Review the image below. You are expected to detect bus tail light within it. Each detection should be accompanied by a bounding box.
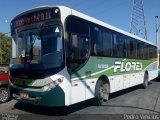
[41,77,64,92]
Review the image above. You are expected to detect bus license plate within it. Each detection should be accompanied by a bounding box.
[20,93,29,99]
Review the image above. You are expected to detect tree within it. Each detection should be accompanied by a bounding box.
[0,32,11,64]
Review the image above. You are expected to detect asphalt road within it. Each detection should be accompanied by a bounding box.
[1,79,160,120]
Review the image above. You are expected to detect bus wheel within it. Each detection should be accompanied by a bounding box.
[94,80,109,106]
[141,73,148,89]
[0,87,10,104]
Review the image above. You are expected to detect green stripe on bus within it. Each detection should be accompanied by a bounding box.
[71,56,157,80]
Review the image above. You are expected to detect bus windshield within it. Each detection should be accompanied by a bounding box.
[11,25,63,70]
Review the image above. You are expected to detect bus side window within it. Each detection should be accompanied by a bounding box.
[70,34,78,60]
[68,33,89,72]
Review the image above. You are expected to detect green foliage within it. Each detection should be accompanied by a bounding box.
[0,32,11,64]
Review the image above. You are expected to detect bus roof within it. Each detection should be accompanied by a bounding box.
[11,5,156,47]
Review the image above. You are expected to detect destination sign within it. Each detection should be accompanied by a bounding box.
[11,8,60,29]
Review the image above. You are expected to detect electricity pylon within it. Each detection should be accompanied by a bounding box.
[130,0,148,40]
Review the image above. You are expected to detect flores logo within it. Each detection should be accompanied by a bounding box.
[114,61,143,73]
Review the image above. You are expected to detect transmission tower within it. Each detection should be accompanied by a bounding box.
[130,0,148,40]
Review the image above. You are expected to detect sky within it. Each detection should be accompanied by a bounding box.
[0,0,160,46]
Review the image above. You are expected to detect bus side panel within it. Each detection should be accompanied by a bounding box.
[148,70,158,81]
[134,73,141,85]
[109,72,145,94]
[145,61,158,81]
[123,74,130,89]
[71,78,97,104]
[129,73,137,87]
[108,76,116,93]
[139,72,145,84]
[113,76,123,92]
[85,78,97,100]
[71,81,85,104]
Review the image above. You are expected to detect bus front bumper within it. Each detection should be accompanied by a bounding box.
[10,85,65,107]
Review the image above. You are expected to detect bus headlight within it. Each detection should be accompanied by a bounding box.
[41,77,64,92]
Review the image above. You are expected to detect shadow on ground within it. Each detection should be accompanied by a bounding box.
[14,99,93,116]
[102,104,160,114]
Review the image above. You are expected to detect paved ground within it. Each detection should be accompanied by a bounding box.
[0,79,160,120]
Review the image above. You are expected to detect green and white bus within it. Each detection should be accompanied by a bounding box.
[10,6,158,106]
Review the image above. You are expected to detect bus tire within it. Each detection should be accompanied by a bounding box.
[141,73,148,89]
[94,80,109,106]
[0,87,10,104]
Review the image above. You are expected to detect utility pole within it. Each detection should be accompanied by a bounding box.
[155,16,159,47]
[130,0,148,40]
[155,16,159,68]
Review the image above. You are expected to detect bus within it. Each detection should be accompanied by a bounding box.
[9,6,158,107]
